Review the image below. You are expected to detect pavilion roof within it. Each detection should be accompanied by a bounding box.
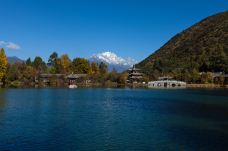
[66,74,87,79]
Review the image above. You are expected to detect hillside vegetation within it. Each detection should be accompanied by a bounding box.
[137,11,228,81]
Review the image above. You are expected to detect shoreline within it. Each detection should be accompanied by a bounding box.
[1,83,228,89]
[186,84,228,89]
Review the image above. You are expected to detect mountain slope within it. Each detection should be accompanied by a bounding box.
[89,51,137,72]
[137,11,228,75]
[7,56,24,64]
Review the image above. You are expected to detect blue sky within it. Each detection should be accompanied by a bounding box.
[0,0,227,62]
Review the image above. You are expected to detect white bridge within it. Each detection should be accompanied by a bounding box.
[148,76,186,88]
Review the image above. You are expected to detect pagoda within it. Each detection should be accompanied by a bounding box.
[127,65,143,83]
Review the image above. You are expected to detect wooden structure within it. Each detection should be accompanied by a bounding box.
[126,66,143,83]
[38,74,65,86]
[212,72,228,84]
[66,73,87,86]
[36,73,87,87]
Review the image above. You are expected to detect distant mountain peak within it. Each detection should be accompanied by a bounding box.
[89,51,137,72]
[7,56,24,64]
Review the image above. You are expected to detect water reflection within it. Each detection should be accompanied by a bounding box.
[0,89,7,125]
[0,89,6,110]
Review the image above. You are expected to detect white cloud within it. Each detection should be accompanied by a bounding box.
[0,40,21,50]
[6,42,20,49]
[0,41,7,45]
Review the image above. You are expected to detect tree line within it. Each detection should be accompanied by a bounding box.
[0,48,128,87]
[1,48,227,87]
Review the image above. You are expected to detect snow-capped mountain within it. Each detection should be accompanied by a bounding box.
[89,51,137,72]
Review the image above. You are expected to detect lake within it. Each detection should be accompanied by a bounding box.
[0,88,228,151]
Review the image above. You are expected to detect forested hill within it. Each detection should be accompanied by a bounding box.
[137,11,228,76]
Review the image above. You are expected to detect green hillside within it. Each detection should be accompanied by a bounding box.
[137,11,228,78]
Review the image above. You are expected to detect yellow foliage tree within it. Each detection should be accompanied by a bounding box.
[0,48,8,82]
[90,62,99,75]
[60,54,71,73]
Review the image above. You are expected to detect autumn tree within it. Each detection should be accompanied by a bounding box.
[71,58,90,74]
[117,72,128,84]
[0,48,8,85]
[7,63,20,81]
[90,62,99,75]
[107,68,118,82]
[60,54,71,73]
[6,62,36,87]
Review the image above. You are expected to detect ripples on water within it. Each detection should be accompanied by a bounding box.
[0,88,228,151]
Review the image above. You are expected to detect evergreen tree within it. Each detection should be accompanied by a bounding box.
[33,56,46,73]
[48,52,58,66]
[26,58,32,66]
[99,62,108,75]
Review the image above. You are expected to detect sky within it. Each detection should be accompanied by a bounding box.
[0,0,227,62]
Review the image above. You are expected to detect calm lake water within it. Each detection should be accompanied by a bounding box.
[0,88,228,151]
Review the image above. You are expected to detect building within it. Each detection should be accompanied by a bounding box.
[148,76,186,88]
[36,73,87,87]
[66,73,87,88]
[200,72,228,84]
[126,66,143,83]
[37,74,65,86]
